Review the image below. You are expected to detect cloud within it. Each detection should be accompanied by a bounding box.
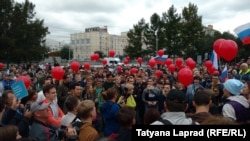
[14,0,250,42]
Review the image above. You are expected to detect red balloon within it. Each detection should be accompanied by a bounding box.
[137,57,143,64]
[155,70,163,78]
[175,58,183,67]
[117,66,122,72]
[102,59,107,65]
[16,75,31,89]
[90,54,95,61]
[242,37,250,45]
[213,70,220,75]
[178,68,193,87]
[185,58,193,66]
[213,38,225,56]
[0,63,4,69]
[148,58,156,68]
[208,67,216,74]
[205,60,213,69]
[83,62,90,70]
[157,49,164,57]
[219,40,238,62]
[123,59,129,65]
[51,66,65,80]
[168,64,175,73]
[165,58,173,66]
[93,53,99,61]
[130,68,137,74]
[187,60,196,70]
[109,50,115,57]
[126,56,130,61]
[177,64,186,71]
[70,61,80,72]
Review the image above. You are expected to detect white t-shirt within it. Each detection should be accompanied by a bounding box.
[36,90,58,103]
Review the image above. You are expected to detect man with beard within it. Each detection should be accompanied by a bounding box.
[57,74,71,109]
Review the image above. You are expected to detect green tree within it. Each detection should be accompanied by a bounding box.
[94,50,105,58]
[143,13,162,56]
[60,45,73,60]
[124,18,147,59]
[0,0,49,66]
[180,3,205,59]
[160,5,182,57]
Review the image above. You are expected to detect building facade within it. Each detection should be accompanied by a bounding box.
[70,26,128,61]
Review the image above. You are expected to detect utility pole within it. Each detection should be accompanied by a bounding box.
[155,30,158,55]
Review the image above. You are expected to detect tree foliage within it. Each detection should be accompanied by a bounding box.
[0,0,49,65]
[123,18,147,59]
[60,45,73,60]
[124,2,244,62]
[94,50,105,58]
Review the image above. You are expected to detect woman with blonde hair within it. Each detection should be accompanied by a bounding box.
[117,83,136,109]
[83,84,98,103]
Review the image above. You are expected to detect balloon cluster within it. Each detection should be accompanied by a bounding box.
[213,38,238,62]
[90,53,99,61]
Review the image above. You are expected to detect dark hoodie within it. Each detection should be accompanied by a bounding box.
[101,100,120,136]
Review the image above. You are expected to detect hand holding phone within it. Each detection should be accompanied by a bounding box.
[25,103,31,111]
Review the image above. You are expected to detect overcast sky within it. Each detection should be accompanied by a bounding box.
[15,0,250,43]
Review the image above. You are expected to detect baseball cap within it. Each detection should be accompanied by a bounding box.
[30,101,49,113]
[166,89,186,103]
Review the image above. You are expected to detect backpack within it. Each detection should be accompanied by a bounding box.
[160,119,197,125]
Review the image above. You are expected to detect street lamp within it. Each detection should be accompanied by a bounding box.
[155,30,158,55]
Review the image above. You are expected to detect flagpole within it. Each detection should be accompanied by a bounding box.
[218,56,221,71]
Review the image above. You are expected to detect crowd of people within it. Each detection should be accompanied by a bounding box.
[0,56,250,141]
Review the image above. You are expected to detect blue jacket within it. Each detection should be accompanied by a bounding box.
[2,79,15,90]
[1,107,30,137]
[29,119,60,141]
[101,100,120,137]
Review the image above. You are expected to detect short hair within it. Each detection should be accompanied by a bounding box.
[1,90,13,105]
[42,76,52,85]
[106,73,113,78]
[77,100,95,119]
[240,63,248,67]
[69,82,81,90]
[193,90,212,106]
[201,116,239,125]
[65,96,79,112]
[118,106,136,127]
[63,73,69,80]
[143,108,161,125]
[193,76,200,80]
[0,125,19,141]
[106,87,117,100]
[25,89,36,101]
[43,84,56,95]
[125,83,134,90]
[166,89,187,112]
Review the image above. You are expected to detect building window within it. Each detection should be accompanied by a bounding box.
[86,39,90,44]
